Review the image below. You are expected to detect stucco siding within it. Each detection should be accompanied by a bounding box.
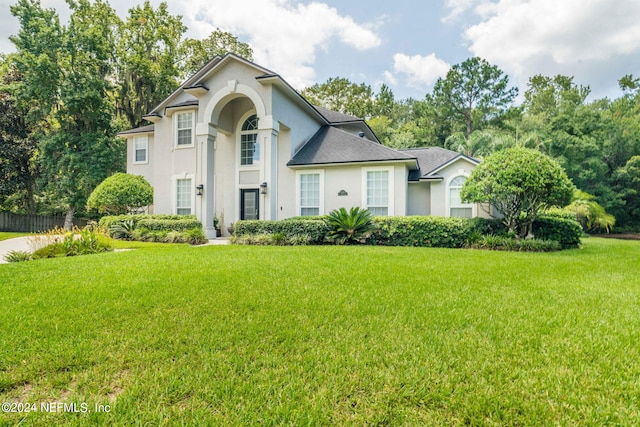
[407,182,430,216]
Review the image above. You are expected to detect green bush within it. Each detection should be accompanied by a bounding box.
[3,250,32,263]
[470,235,562,252]
[99,214,197,230]
[31,228,112,259]
[369,216,471,248]
[234,220,328,244]
[87,173,153,215]
[532,215,583,249]
[137,218,203,232]
[326,207,374,245]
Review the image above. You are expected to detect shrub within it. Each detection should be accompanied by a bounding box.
[326,207,374,245]
[109,219,136,240]
[87,173,153,215]
[470,235,561,252]
[234,220,328,244]
[369,216,471,248]
[137,218,203,232]
[186,228,207,245]
[532,215,582,249]
[99,214,197,231]
[4,250,32,263]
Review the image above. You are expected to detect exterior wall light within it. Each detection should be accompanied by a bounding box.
[260,182,268,194]
[196,184,204,196]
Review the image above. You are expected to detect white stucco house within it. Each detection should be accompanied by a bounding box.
[119,53,486,238]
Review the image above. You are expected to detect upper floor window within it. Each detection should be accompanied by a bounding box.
[176,111,194,147]
[133,136,148,164]
[240,114,259,165]
[449,175,473,218]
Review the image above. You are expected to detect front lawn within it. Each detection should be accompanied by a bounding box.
[1,238,639,425]
[0,232,30,241]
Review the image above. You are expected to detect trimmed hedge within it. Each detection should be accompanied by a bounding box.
[232,214,583,250]
[137,218,203,232]
[99,214,198,229]
[369,216,471,248]
[532,215,583,249]
[234,220,329,244]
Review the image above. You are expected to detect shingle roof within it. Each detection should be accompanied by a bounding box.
[288,126,416,166]
[166,100,199,109]
[117,124,154,136]
[313,106,361,124]
[400,147,479,180]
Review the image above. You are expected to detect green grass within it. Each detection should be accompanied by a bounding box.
[0,232,30,241]
[1,238,639,426]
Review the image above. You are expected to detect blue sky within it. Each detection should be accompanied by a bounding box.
[2,0,640,102]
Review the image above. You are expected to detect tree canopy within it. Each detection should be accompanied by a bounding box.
[87,173,153,215]
[461,147,575,238]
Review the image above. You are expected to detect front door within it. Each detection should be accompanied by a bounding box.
[240,189,259,220]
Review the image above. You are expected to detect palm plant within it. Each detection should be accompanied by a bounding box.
[326,207,374,245]
[564,190,615,233]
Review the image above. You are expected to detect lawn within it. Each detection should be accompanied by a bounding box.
[1,238,639,425]
[0,232,30,242]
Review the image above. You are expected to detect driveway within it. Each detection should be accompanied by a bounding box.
[0,236,34,264]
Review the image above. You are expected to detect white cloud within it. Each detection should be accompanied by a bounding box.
[386,53,450,89]
[3,0,381,90]
[441,0,482,23]
[183,0,382,89]
[462,0,640,90]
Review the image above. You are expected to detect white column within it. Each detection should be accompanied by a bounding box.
[196,123,217,239]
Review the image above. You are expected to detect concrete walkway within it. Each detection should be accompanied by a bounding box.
[0,236,34,264]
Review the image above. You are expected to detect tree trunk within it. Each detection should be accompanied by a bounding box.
[64,206,75,230]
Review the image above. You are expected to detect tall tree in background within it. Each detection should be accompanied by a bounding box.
[0,60,38,213]
[301,77,375,118]
[115,1,186,129]
[180,28,253,79]
[429,57,518,140]
[11,0,124,227]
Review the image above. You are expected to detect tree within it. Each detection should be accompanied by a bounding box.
[430,57,518,140]
[0,60,38,213]
[87,173,153,214]
[11,0,125,228]
[301,77,375,118]
[614,156,640,226]
[115,1,186,129]
[180,29,253,78]
[461,147,575,238]
[563,190,615,233]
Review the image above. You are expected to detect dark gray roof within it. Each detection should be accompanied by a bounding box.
[313,106,361,124]
[288,126,416,166]
[117,124,154,136]
[400,147,479,180]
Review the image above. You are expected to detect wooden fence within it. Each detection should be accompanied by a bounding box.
[0,212,88,233]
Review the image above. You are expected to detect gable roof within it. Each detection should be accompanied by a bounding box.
[313,106,361,124]
[400,147,479,181]
[117,124,154,136]
[288,126,417,167]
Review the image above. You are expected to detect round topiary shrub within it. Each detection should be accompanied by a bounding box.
[87,173,153,215]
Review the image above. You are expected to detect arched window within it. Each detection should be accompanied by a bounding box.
[240,114,259,165]
[449,175,473,218]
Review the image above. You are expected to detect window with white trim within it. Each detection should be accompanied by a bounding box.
[133,136,148,164]
[240,114,259,165]
[366,170,389,216]
[449,175,473,218]
[176,111,193,147]
[176,178,192,215]
[300,173,320,216]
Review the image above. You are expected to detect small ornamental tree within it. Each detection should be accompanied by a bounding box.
[87,173,153,215]
[461,147,575,238]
